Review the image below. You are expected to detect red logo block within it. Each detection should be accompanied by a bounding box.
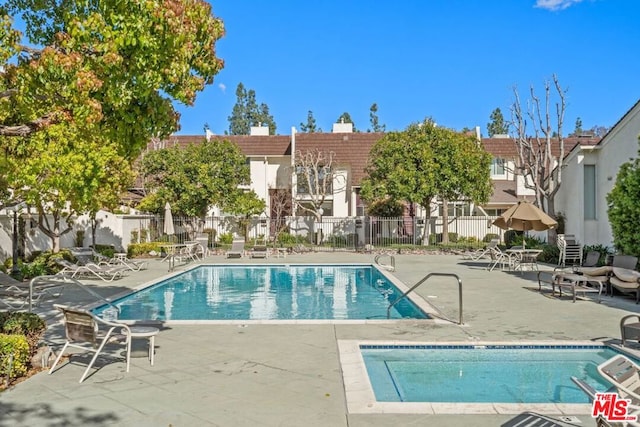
[592,393,638,422]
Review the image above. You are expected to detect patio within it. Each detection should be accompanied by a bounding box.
[2,252,638,426]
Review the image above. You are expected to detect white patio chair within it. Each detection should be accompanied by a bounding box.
[49,304,132,383]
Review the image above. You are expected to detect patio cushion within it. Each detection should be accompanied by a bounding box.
[581,266,611,277]
[613,268,640,283]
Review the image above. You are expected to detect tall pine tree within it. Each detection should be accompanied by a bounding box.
[487,107,508,137]
[369,103,386,132]
[228,83,277,134]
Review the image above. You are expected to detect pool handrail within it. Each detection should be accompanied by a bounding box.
[374,253,395,271]
[29,275,120,314]
[386,272,463,325]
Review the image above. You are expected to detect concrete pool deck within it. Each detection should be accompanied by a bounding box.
[2,252,639,426]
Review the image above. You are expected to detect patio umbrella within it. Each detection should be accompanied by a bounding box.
[163,202,175,236]
[492,200,557,249]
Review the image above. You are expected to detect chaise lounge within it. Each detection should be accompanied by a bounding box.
[226,240,245,258]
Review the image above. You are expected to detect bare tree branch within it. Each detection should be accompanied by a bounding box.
[293,149,343,220]
[509,75,567,231]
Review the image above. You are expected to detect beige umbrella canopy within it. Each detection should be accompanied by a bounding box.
[493,200,557,232]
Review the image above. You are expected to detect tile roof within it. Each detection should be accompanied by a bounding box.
[146,132,601,190]
[152,134,291,156]
[482,136,600,159]
[295,132,385,185]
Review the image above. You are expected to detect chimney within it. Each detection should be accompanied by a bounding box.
[250,123,270,136]
[332,122,353,133]
[205,128,214,141]
[475,126,481,142]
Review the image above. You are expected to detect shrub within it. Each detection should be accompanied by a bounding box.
[0,312,46,349]
[276,232,297,245]
[504,230,521,247]
[0,334,30,380]
[538,244,560,264]
[93,245,115,259]
[127,242,163,258]
[583,244,613,266]
[483,233,500,243]
[218,232,234,245]
[10,250,74,279]
[428,233,459,245]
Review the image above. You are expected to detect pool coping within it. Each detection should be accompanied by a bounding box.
[337,339,622,415]
[87,263,450,325]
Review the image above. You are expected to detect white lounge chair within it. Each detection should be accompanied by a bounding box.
[49,304,132,383]
[226,240,245,258]
[462,238,499,260]
[0,272,64,310]
[250,239,269,259]
[55,259,127,282]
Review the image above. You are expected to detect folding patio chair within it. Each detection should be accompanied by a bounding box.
[49,304,132,383]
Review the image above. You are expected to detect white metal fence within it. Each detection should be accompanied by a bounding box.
[1,212,530,262]
[139,215,509,249]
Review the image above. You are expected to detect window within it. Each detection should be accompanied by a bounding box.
[490,158,506,177]
[438,202,471,217]
[296,166,333,194]
[584,164,596,220]
[296,202,333,217]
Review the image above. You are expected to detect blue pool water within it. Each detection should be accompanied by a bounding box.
[362,344,625,404]
[94,265,429,321]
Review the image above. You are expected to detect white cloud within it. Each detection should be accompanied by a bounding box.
[218,83,226,93]
[535,0,584,11]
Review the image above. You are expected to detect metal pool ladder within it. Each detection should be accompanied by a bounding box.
[374,253,395,271]
[386,272,463,325]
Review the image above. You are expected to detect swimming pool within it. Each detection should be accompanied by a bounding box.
[94,264,432,322]
[339,340,632,414]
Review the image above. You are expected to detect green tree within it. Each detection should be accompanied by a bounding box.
[573,117,583,136]
[607,137,640,256]
[487,107,508,137]
[1,0,224,249]
[336,112,356,132]
[5,123,132,251]
[300,110,319,133]
[361,119,492,244]
[2,1,224,153]
[225,190,266,242]
[369,103,385,132]
[139,139,251,220]
[228,83,277,135]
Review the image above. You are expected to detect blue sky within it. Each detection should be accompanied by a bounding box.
[176,0,640,137]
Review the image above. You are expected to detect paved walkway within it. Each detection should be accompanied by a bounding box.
[2,252,638,426]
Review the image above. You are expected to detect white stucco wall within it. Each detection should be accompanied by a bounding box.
[556,103,640,248]
[249,156,289,216]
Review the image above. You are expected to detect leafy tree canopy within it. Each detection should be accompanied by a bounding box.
[2,0,225,157]
[5,122,132,251]
[361,118,492,211]
[227,82,276,135]
[139,139,253,218]
[487,107,508,137]
[607,138,640,256]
